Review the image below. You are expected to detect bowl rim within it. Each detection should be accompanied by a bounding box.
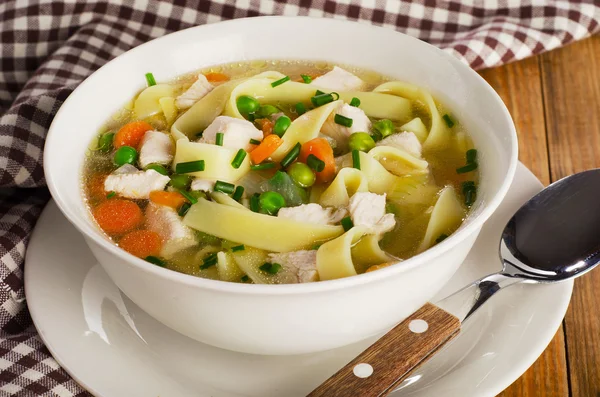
[44,16,518,295]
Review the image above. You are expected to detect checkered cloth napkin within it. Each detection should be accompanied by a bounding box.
[1,0,598,396]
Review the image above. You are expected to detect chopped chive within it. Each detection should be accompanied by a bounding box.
[315,89,325,96]
[341,216,354,232]
[249,138,261,145]
[456,162,478,174]
[216,132,224,146]
[443,114,455,128]
[462,181,476,192]
[465,189,476,206]
[106,191,116,199]
[435,234,449,244]
[231,244,245,252]
[200,256,218,270]
[214,180,235,194]
[175,160,205,174]
[195,130,204,139]
[250,193,260,212]
[306,154,325,172]
[241,275,250,282]
[352,149,361,170]
[178,189,198,204]
[295,102,307,116]
[301,74,312,84]
[259,262,282,274]
[232,185,244,202]
[145,72,156,87]
[280,142,301,168]
[271,76,290,88]
[178,202,191,217]
[251,162,276,171]
[466,149,478,164]
[311,93,335,107]
[312,243,322,250]
[231,149,247,169]
[349,97,361,107]
[146,256,166,267]
[334,114,353,127]
[145,163,169,175]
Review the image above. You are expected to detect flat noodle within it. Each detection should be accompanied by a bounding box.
[184,198,344,252]
[171,71,286,140]
[368,146,429,176]
[134,84,178,120]
[271,100,342,162]
[231,247,269,284]
[374,81,450,151]
[210,191,249,210]
[351,235,393,274]
[319,168,368,207]
[337,151,398,194]
[216,251,245,282]
[337,92,411,121]
[418,186,465,252]
[317,226,367,280]
[173,140,250,182]
[400,117,428,143]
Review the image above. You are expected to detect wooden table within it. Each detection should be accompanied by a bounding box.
[478,34,600,397]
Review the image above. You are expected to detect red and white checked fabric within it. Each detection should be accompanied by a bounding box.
[0,0,598,395]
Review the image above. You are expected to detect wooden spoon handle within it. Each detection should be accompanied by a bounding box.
[307,303,460,397]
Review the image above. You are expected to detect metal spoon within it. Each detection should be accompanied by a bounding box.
[309,169,600,397]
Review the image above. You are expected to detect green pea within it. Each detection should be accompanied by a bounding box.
[145,163,169,175]
[97,132,114,153]
[273,116,291,137]
[287,162,315,188]
[113,146,137,166]
[372,119,394,140]
[256,104,279,118]
[169,174,192,190]
[236,95,260,115]
[348,132,376,152]
[259,191,286,215]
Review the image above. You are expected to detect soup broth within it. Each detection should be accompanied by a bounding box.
[83,60,478,284]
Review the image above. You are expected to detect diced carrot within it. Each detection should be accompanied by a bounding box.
[93,199,144,234]
[255,118,273,136]
[204,72,229,83]
[114,121,153,149]
[119,230,162,258]
[365,263,392,273]
[87,173,109,201]
[250,134,283,164]
[149,191,187,209]
[298,138,335,183]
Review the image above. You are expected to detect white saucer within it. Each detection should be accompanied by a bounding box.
[25,162,572,397]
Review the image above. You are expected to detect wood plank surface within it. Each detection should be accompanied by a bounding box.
[541,35,600,397]
[480,55,570,397]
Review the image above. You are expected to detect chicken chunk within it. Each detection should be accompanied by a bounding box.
[176,74,214,109]
[311,66,366,92]
[146,202,198,258]
[267,250,318,283]
[138,130,174,168]
[190,178,215,192]
[348,192,396,235]
[321,103,371,148]
[104,167,170,199]
[199,116,263,151]
[376,132,422,157]
[277,203,347,225]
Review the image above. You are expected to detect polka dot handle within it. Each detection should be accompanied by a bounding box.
[308,303,460,397]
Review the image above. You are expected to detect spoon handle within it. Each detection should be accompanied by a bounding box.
[307,303,460,397]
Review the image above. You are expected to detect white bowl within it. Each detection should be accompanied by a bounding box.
[44,16,518,355]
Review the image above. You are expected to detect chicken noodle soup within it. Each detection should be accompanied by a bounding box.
[83,61,479,284]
